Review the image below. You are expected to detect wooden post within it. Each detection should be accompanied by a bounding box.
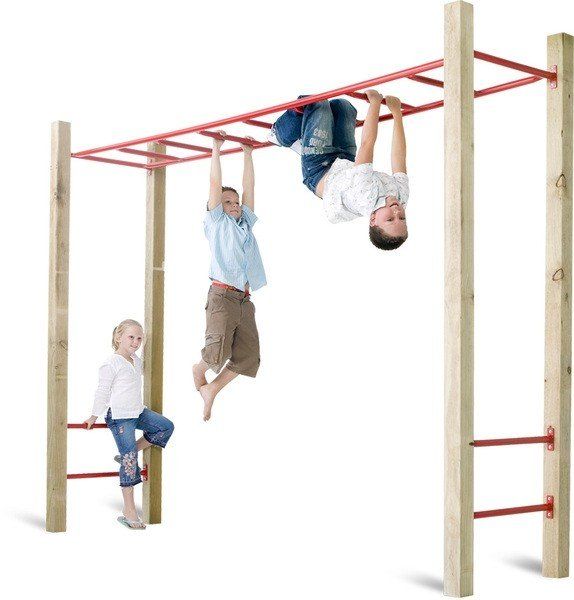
[543,32,573,579]
[444,2,474,596]
[142,143,166,524]
[46,121,71,532]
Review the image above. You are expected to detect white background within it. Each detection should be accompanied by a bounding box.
[1,0,573,598]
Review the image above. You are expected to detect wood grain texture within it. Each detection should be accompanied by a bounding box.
[46,121,71,533]
[142,143,166,524]
[444,2,474,596]
[543,32,573,579]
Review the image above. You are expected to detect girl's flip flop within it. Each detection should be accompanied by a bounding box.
[117,515,146,530]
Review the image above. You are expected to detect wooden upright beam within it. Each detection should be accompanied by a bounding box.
[444,2,474,597]
[46,121,71,532]
[142,143,166,524]
[543,32,573,579]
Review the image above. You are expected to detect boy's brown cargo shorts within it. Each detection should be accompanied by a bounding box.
[201,285,260,377]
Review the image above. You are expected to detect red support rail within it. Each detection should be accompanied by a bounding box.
[68,465,148,480]
[474,50,557,82]
[472,426,554,450]
[475,75,542,97]
[475,496,554,519]
[68,423,108,429]
[74,155,149,169]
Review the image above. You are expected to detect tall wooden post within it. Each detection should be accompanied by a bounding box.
[46,121,71,532]
[143,143,166,524]
[444,2,474,596]
[543,33,573,579]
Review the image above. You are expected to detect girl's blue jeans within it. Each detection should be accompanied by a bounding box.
[105,408,174,487]
[272,97,358,194]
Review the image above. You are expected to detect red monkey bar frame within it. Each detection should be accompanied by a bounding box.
[71,51,556,171]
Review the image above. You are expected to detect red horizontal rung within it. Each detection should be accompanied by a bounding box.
[67,471,118,479]
[199,130,262,146]
[472,436,550,447]
[119,148,181,161]
[242,119,273,129]
[67,423,108,429]
[68,465,148,480]
[475,496,554,519]
[157,139,212,152]
[472,426,554,450]
[147,142,274,169]
[346,92,416,110]
[409,74,445,88]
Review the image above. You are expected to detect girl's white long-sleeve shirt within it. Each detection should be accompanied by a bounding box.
[92,354,145,419]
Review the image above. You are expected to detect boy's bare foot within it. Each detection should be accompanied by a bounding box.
[199,384,216,421]
[193,364,208,391]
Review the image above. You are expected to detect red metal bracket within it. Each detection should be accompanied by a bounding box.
[141,465,148,481]
[547,426,555,451]
[550,65,558,89]
[546,495,554,519]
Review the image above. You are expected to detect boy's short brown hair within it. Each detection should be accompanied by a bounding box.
[369,226,408,251]
[222,186,239,195]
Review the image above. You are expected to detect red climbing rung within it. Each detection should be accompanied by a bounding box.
[67,470,118,479]
[158,139,212,152]
[408,74,445,88]
[472,426,554,450]
[67,465,148,480]
[242,119,273,129]
[119,148,180,161]
[67,423,108,429]
[475,496,554,519]
[199,130,263,146]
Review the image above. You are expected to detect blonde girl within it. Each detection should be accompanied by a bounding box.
[84,319,174,529]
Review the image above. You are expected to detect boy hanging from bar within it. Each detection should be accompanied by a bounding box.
[268,90,409,250]
[193,132,266,421]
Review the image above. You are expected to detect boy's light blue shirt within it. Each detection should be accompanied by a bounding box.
[204,203,267,292]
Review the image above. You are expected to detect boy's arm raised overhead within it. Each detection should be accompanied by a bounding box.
[386,96,407,174]
[241,137,255,211]
[355,89,383,165]
[208,131,225,210]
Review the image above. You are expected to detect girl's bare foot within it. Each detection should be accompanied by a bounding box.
[199,384,216,421]
[193,363,208,391]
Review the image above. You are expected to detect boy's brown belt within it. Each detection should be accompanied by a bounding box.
[211,280,250,297]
